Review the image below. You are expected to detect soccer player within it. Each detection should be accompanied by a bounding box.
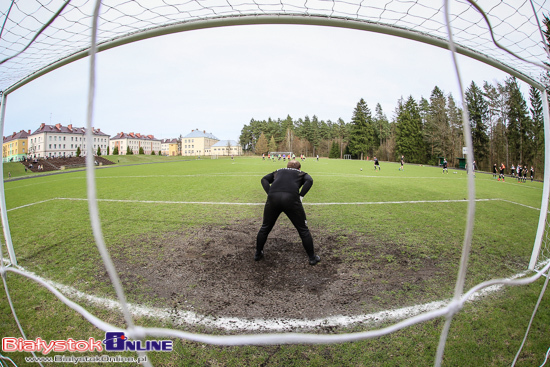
[399,155,405,171]
[493,164,497,178]
[517,165,523,182]
[530,166,535,182]
[499,163,505,181]
[255,160,320,265]
[523,165,527,183]
[510,164,515,178]
[442,159,448,174]
[374,157,380,171]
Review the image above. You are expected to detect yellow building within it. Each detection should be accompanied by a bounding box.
[182,129,219,156]
[161,138,179,156]
[3,130,30,162]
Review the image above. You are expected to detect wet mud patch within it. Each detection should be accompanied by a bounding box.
[110,218,448,323]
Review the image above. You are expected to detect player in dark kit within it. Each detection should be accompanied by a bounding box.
[374,157,380,171]
[499,163,505,181]
[255,160,320,265]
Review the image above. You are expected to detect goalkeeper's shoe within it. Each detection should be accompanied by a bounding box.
[254,250,264,261]
[309,255,321,265]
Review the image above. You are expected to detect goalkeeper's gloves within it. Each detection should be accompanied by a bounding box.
[300,196,304,203]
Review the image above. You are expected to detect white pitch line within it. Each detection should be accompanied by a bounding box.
[7,199,58,212]
[497,199,544,212]
[306,199,496,205]
[6,197,542,210]
[0,260,534,332]
[55,198,265,206]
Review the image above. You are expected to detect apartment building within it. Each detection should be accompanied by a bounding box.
[2,130,31,162]
[211,140,242,156]
[181,129,220,156]
[110,132,161,155]
[28,123,110,158]
[161,138,179,156]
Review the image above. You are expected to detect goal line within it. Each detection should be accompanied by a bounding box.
[5,197,538,212]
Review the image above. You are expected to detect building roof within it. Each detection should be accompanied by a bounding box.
[212,140,239,147]
[161,138,178,144]
[184,129,219,140]
[4,130,31,143]
[30,123,109,136]
[111,132,160,141]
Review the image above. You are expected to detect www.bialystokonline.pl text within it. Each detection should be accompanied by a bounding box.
[24,355,148,364]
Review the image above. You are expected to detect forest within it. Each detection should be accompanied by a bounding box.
[239,76,548,176]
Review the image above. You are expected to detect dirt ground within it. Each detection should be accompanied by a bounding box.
[113,219,444,326]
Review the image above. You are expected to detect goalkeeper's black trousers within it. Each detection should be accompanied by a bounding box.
[256,191,315,257]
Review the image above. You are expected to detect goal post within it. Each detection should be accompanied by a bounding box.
[0,93,16,266]
[529,89,550,270]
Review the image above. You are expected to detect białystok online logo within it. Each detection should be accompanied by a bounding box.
[2,332,173,354]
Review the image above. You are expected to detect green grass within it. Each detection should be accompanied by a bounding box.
[1,156,548,366]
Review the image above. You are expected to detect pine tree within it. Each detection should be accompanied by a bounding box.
[126,146,133,155]
[329,141,340,158]
[447,94,463,163]
[374,103,390,161]
[465,81,489,164]
[506,77,532,165]
[76,146,81,157]
[113,146,119,155]
[424,86,449,164]
[96,146,101,156]
[348,98,375,160]
[255,132,268,155]
[395,96,425,164]
[139,147,145,155]
[268,136,277,154]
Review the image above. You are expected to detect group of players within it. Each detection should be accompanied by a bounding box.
[494,163,535,182]
[263,153,302,161]
[262,153,320,162]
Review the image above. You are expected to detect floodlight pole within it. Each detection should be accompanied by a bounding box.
[529,89,550,270]
[0,93,17,266]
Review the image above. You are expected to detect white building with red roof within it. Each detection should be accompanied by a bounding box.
[110,132,161,155]
[28,123,110,159]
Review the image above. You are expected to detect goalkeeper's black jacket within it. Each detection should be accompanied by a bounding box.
[261,168,313,198]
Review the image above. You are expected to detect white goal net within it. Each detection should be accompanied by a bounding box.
[1,1,550,366]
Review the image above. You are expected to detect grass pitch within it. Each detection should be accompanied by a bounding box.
[1,156,548,366]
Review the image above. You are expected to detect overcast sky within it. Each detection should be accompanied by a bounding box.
[3,24,516,142]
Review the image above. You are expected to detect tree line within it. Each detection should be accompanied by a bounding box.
[239,76,547,176]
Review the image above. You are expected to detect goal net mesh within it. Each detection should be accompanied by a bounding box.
[1,0,550,366]
[1,0,548,92]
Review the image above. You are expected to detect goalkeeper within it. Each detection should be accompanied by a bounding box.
[255,160,321,265]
